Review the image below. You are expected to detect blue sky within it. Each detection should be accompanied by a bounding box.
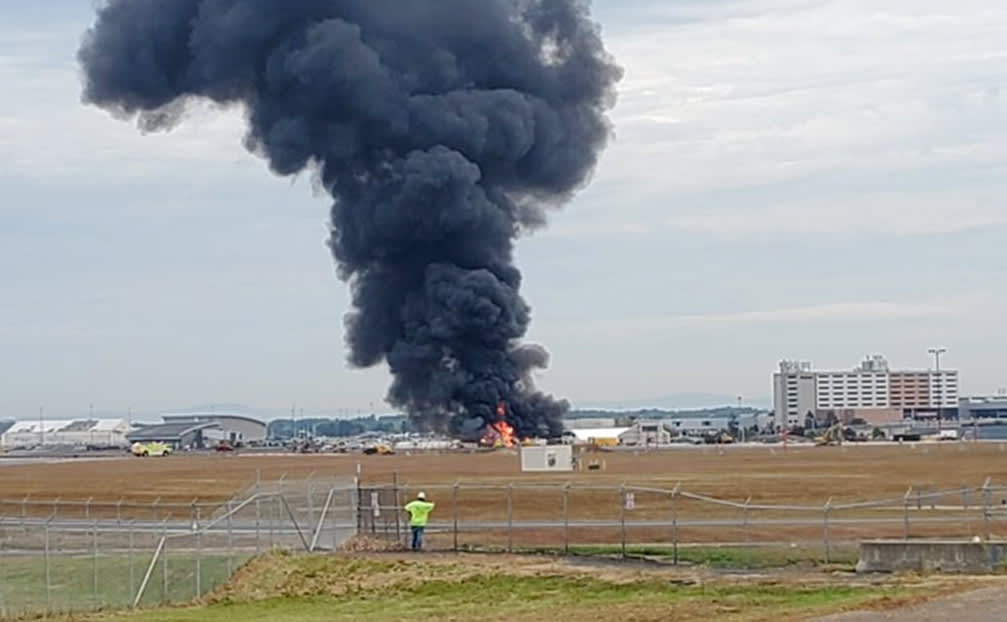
[2,0,1006,419]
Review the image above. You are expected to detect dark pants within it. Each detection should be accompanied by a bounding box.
[411,525,425,551]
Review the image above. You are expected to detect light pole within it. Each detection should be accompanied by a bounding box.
[928,347,948,426]
[928,347,947,373]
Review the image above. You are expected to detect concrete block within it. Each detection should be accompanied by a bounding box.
[856,540,998,574]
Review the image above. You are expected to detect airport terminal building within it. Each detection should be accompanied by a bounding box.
[126,412,268,449]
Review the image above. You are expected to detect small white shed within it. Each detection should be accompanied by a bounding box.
[520,445,573,472]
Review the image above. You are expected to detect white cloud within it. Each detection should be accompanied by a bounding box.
[542,299,956,339]
[576,0,1007,237]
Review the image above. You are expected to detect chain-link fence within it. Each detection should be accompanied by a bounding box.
[8,474,1007,619]
[0,477,356,620]
[357,478,1007,561]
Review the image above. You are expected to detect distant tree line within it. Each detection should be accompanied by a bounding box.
[267,414,411,439]
[568,406,763,421]
[265,406,768,440]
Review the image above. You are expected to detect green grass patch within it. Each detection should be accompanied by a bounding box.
[459,543,859,569]
[0,552,247,618]
[101,569,911,622]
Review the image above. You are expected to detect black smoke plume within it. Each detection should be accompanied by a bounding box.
[78,0,621,439]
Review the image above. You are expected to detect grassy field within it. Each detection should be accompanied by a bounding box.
[3,444,1005,549]
[3,443,1007,506]
[87,552,968,622]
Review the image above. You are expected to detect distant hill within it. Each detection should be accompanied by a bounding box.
[567,406,766,421]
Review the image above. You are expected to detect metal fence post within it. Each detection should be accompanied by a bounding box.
[743,496,751,544]
[671,483,680,566]
[619,484,627,559]
[0,526,7,620]
[401,483,409,548]
[823,497,832,564]
[250,496,260,556]
[306,475,315,529]
[0,527,6,619]
[452,481,459,552]
[92,521,99,606]
[44,521,52,614]
[562,483,570,555]
[269,495,276,549]
[195,506,202,599]
[506,484,513,554]
[226,500,234,576]
[161,521,169,604]
[983,477,992,541]
[903,487,911,540]
[393,473,401,545]
[128,521,136,602]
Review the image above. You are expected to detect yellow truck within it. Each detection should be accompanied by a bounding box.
[131,441,172,457]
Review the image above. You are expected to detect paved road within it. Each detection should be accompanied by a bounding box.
[815,587,1007,621]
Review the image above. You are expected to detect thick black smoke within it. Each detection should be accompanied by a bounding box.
[78,0,621,439]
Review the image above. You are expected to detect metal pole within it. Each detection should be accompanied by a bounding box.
[0,526,7,620]
[162,523,169,604]
[255,494,262,554]
[279,495,312,551]
[562,483,570,555]
[226,500,234,575]
[452,482,459,552]
[269,495,276,549]
[393,472,401,545]
[984,477,993,542]
[306,477,315,529]
[903,487,911,540]
[44,523,52,613]
[743,496,751,544]
[506,484,513,554]
[823,497,832,564]
[309,489,336,552]
[131,535,165,608]
[671,484,680,566]
[195,506,202,599]
[401,483,409,548]
[620,485,627,558]
[92,522,99,605]
[128,521,135,603]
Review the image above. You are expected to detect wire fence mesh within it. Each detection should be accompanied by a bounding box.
[7,475,1007,619]
[357,478,1007,560]
[0,477,357,620]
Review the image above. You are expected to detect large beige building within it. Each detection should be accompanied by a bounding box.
[773,355,959,429]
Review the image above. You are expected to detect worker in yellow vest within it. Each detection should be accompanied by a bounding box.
[404,491,435,551]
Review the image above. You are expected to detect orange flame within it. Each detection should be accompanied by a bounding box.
[492,420,515,448]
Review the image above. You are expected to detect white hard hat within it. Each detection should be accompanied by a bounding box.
[417,491,426,500]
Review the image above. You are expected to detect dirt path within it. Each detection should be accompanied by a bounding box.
[815,587,1007,621]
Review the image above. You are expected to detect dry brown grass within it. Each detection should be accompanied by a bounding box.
[2,442,1006,506]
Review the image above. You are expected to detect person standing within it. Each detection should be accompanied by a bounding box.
[404,491,435,551]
